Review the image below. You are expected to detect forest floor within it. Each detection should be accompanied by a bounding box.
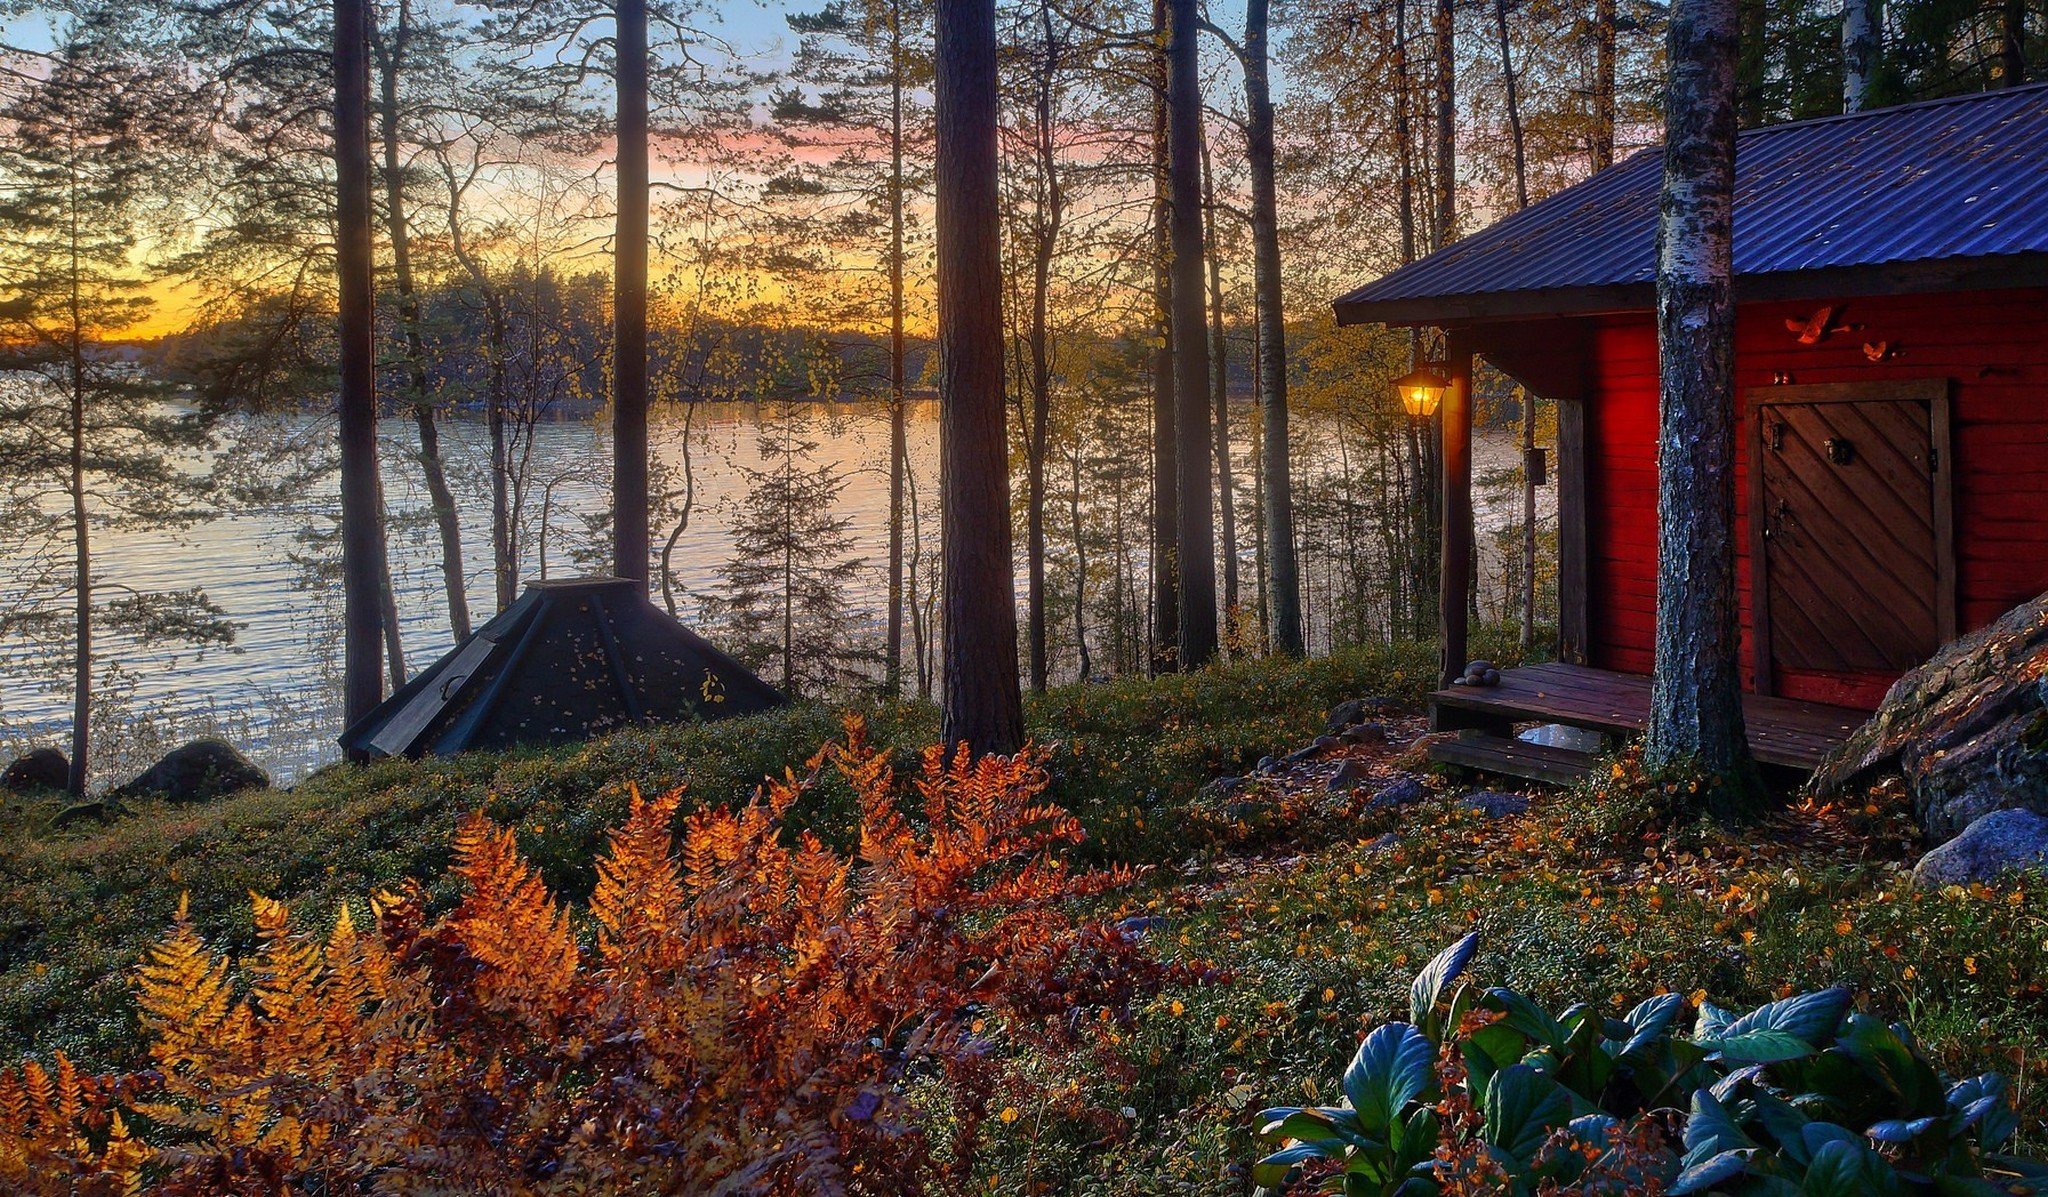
[3,638,2046,1193]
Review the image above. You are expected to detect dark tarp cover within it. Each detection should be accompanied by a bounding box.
[339,577,786,759]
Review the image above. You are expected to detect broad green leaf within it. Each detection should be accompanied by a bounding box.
[1721,988,1852,1047]
[1799,1137,1897,1197]
[1704,1028,1818,1064]
[1694,1000,1738,1039]
[1483,987,1569,1047]
[1482,1063,1572,1166]
[1683,1087,1753,1160]
[1410,933,1480,1027]
[1671,1149,1752,1194]
[1252,1142,1326,1187]
[1343,1022,1435,1135]
[1866,1115,1936,1143]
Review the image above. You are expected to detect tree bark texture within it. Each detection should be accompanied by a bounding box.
[885,0,907,696]
[1840,0,1878,111]
[1243,0,1301,656]
[1201,138,1237,628]
[1432,0,1456,248]
[612,0,650,583]
[335,0,388,752]
[1149,0,1178,675]
[935,0,1024,755]
[1649,0,1763,810]
[1166,0,1217,669]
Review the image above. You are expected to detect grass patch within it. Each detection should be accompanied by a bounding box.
[969,768,2048,1193]
[0,637,1466,1067]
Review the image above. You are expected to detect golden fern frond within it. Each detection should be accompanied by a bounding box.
[592,784,687,964]
[136,894,244,1078]
[249,893,331,1071]
[449,812,578,1014]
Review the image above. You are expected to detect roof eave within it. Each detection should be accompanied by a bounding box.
[1333,252,2048,329]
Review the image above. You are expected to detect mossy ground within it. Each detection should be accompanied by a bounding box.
[5,633,2044,1195]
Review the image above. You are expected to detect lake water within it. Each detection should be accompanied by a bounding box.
[0,400,1544,785]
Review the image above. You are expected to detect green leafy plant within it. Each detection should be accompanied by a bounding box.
[1252,936,2048,1196]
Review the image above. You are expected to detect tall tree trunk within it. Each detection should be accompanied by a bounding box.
[1841,0,1878,110]
[1244,0,1300,656]
[1025,0,1060,692]
[1166,0,1217,669]
[1497,8,1534,650]
[487,306,514,608]
[1519,387,1537,650]
[1394,0,1418,262]
[379,548,404,687]
[1432,0,1456,248]
[1593,0,1616,168]
[2000,0,2026,86]
[1649,0,1762,815]
[1149,0,1178,675]
[374,5,470,641]
[885,0,907,697]
[1201,138,1237,631]
[1249,320,1268,649]
[1068,443,1091,680]
[612,0,650,583]
[658,401,697,615]
[67,235,90,797]
[935,0,1024,754]
[335,0,388,752]
[1495,0,1529,210]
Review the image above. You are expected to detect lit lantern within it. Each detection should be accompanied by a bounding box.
[1393,365,1447,419]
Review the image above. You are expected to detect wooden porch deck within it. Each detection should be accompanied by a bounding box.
[1427,662,1868,783]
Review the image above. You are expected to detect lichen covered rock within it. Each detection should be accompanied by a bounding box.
[1813,591,2048,843]
[1,748,68,794]
[117,738,268,804]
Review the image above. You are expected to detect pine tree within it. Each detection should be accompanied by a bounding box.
[0,18,234,794]
[709,407,874,698]
[934,0,1024,754]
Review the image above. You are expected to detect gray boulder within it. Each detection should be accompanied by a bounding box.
[1911,809,2048,888]
[2,748,68,794]
[1344,722,1390,746]
[1369,775,1429,810]
[117,738,268,804]
[1812,590,2048,843]
[1462,790,1530,819]
[1327,759,1373,793]
[1326,699,1369,733]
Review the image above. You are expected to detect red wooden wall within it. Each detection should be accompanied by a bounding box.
[1576,286,2048,708]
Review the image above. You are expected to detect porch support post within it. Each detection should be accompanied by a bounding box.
[1556,395,1590,664]
[1437,330,1475,690]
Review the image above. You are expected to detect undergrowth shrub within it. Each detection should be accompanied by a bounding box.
[1251,936,2047,1196]
[0,720,1191,1195]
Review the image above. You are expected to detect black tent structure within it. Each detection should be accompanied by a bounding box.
[339,577,786,760]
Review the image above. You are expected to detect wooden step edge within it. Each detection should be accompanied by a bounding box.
[1428,731,1599,788]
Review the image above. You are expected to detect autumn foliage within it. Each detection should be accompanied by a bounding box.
[0,720,1169,1194]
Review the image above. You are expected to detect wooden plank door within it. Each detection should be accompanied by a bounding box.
[1749,380,1954,703]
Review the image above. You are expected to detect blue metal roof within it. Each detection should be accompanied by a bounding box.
[1333,83,2048,326]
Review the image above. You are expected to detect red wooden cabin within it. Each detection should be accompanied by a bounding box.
[1332,84,2048,782]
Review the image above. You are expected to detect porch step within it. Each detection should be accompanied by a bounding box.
[1428,729,1599,787]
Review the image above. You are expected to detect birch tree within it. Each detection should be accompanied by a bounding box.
[1648,0,1763,816]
